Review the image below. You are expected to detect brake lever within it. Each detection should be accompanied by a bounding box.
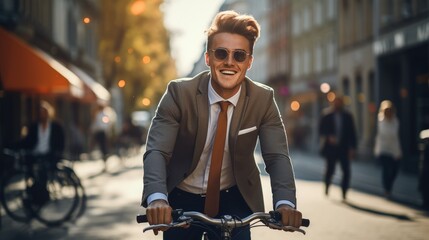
[281,226,306,235]
[142,220,191,233]
[265,222,306,235]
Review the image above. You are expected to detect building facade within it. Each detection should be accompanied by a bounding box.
[288,0,338,151]
[373,0,429,171]
[338,0,375,157]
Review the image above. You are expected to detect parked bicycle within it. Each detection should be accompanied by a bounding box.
[0,148,86,227]
[137,209,310,240]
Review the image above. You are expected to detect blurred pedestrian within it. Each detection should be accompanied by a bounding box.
[18,100,65,206]
[116,117,143,158]
[142,10,302,239]
[91,105,111,172]
[19,100,65,164]
[374,100,402,198]
[319,96,357,200]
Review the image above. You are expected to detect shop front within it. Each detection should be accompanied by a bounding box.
[0,27,110,158]
[374,19,429,172]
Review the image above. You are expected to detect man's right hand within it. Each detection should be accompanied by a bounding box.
[146,199,172,235]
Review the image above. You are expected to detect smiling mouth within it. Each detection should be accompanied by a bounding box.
[220,70,236,75]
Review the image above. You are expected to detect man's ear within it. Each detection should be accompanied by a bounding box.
[205,52,210,67]
[247,56,254,70]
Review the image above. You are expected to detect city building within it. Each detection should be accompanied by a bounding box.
[288,0,338,151]
[338,0,375,158]
[267,0,292,126]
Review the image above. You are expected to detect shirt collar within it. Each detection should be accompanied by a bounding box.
[208,79,240,107]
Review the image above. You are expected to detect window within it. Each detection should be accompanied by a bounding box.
[303,7,310,32]
[402,0,413,18]
[343,77,350,96]
[315,44,322,73]
[303,49,310,75]
[293,12,301,36]
[67,10,77,50]
[326,41,335,70]
[314,1,322,25]
[293,51,301,77]
[326,0,336,19]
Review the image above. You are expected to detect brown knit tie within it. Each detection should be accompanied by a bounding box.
[204,101,230,217]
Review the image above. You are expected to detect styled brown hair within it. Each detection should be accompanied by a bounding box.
[206,10,260,54]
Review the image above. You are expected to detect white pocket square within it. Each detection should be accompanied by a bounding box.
[238,126,257,135]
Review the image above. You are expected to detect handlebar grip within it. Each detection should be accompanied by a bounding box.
[136,214,148,223]
[137,209,183,223]
[270,211,310,227]
[301,218,310,227]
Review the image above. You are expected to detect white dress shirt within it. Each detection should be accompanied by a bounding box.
[33,122,51,154]
[374,117,402,159]
[177,79,239,193]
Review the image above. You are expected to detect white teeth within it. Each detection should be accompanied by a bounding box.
[221,70,236,75]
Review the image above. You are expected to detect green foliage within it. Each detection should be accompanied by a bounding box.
[99,0,177,115]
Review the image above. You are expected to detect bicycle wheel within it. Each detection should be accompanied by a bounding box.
[63,165,87,221]
[0,170,32,223]
[31,169,80,226]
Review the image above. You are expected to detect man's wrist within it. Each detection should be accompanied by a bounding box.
[147,192,169,206]
[275,200,296,209]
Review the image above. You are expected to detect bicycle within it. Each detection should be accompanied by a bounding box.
[0,148,86,227]
[137,209,310,240]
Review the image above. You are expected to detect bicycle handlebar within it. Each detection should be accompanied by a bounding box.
[137,209,310,234]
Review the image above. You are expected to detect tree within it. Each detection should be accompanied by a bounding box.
[99,0,177,115]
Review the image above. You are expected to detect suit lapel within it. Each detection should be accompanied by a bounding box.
[229,80,249,159]
[190,74,210,172]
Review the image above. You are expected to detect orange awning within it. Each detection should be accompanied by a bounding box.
[0,27,84,98]
[68,65,111,105]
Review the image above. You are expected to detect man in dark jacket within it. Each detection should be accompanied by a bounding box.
[20,100,65,161]
[19,100,65,206]
[319,96,357,200]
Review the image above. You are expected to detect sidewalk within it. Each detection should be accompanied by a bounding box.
[288,150,423,209]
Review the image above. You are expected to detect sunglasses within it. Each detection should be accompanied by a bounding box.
[210,48,251,63]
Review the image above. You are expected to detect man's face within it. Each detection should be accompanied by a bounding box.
[333,98,344,111]
[39,107,49,124]
[205,32,253,99]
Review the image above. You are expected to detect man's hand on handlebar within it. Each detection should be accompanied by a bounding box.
[146,199,172,235]
[276,204,303,230]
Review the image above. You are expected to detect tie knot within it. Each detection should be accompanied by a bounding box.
[218,101,230,112]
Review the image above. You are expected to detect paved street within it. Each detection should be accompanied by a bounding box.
[1,149,428,239]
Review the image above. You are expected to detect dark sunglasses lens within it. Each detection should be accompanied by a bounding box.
[214,49,228,60]
[234,51,247,62]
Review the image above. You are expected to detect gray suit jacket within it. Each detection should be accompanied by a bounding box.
[142,71,296,212]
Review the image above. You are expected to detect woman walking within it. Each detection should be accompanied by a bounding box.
[374,100,402,198]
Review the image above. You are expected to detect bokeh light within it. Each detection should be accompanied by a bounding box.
[130,0,145,15]
[142,98,151,107]
[290,101,300,111]
[320,83,331,93]
[118,79,126,88]
[142,56,151,64]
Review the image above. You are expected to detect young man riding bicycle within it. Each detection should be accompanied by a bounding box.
[142,10,303,239]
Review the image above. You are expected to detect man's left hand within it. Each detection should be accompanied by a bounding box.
[276,204,302,229]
